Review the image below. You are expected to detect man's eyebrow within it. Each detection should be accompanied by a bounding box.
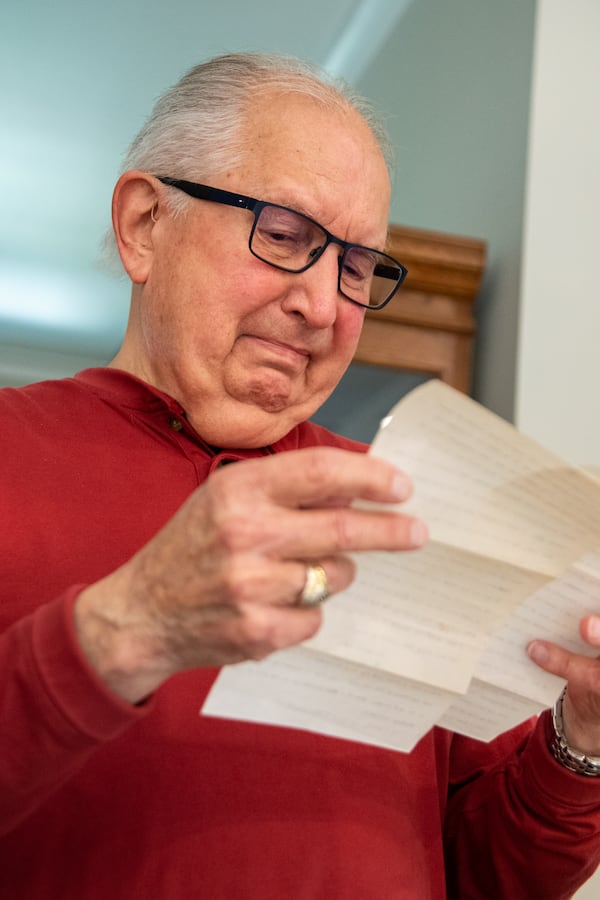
[261,193,318,219]
[259,191,389,251]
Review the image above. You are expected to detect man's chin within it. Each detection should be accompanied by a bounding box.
[245,387,294,414]
[185,395,303,449]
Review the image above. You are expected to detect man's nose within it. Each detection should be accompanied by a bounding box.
[279,245,342,328]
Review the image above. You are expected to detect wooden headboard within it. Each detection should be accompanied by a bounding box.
[354,224,487,394]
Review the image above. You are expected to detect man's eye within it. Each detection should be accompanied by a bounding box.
[263,228,301,244]
[257,207,314,247]
[343,251,374,282]
[342,260,363,281]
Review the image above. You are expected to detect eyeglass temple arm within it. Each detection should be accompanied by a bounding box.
[156,177,257,212]
[374,262,404,283]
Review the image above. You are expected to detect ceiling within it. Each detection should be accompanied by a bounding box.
[1,0,412,363]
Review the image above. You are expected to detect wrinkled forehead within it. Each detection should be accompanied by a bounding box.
[241,89,386,171]
[231,90,391,243]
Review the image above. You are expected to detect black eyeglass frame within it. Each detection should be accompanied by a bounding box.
[156,176,408,310]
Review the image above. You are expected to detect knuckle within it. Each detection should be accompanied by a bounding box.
[204,484,257,555]
[204,466,276,554]
[204,467,239,515]
[328,507,354,551]
[221,562,258,605]
[216,516,256,553]
[337,554,356,587]
[234,613,276,661]
[302,447,338,492]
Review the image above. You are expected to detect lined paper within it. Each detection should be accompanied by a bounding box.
[202,381,600,752]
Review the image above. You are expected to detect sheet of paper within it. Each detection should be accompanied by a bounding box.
[202,645,456,753]
[437,680,546,742]
[306,542,547,693]
[202,380,600,751]
[474,559,600,705]
[372,382,600,577]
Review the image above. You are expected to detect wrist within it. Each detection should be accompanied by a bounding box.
[74,580,176,704]
[561,688,600,755]
[551,687,600,776]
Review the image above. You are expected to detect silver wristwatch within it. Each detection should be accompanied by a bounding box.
[551,686,600,777]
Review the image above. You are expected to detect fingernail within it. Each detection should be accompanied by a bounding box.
[527,640,549,665]
[392,471,413,501]
[409,519,429,547]
[587,616,600,641]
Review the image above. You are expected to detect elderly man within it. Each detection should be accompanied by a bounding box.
[1,52,599,899]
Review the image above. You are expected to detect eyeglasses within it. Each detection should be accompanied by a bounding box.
[156,177,408,310]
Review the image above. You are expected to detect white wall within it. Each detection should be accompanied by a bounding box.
[516,0,600,467]
[517,2,600,896]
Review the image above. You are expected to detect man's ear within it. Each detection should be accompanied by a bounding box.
[112,171,161,284]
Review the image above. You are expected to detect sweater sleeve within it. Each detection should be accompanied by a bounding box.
[0,587,151,836]
[444,713,600,899]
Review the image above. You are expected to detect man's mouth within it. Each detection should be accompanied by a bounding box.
[241,334,311,369]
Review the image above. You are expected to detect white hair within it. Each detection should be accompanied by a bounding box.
[102,51,393,270]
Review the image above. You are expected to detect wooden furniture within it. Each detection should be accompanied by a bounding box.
[354,224,487,394]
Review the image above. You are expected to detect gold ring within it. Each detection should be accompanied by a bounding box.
[299,564,330,607]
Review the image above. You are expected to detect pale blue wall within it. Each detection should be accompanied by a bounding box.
[359,0,537,421]
[0,0,358,383]
[2,0,536,425]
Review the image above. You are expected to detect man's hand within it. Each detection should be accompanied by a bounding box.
[529,617,600,756]
[74,447,427,703]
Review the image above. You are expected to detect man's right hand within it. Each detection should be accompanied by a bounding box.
[74,446,428,703]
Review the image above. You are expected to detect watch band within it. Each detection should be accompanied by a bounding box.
[551,686,600,777]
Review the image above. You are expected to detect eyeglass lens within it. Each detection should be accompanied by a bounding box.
[251,205,401,308]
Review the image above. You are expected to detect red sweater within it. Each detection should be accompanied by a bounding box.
[1,368,599,899]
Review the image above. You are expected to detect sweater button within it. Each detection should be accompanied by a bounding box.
[169,416,183,431]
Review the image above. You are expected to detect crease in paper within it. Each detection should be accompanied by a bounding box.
[202,380,600,752]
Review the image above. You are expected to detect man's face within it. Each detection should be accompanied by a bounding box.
[131,92,391,448]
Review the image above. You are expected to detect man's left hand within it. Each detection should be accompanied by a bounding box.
[529,616,600,755]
